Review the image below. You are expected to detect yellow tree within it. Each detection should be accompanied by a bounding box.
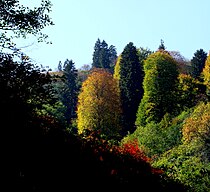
[182,102,210,144]
[77,68,122,139]
[202,52,210,96]
[113,54,122,81]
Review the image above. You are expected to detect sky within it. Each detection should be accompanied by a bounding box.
[19,0,210,70]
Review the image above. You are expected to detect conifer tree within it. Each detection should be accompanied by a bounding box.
[119,42,143,135]
[92,38,117,70]
[61,59,79,124]
[158,39,166,50]
[191,49,207,80]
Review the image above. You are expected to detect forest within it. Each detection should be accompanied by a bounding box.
[1,1,210,192]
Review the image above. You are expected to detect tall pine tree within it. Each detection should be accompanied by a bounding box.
[92,38,117,71]
[191,49,207,80]
[61,59,79,124]
[119,42,143,135]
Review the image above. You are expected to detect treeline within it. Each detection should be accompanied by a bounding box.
[51,38,210,191]
[1,1,210,192]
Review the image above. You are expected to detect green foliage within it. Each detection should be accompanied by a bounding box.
[124,110,190,158]
[153,140,210,192]
[137,47,153,66]
[40,101,67,125]
[136,50,179,127]
[176,74,207,112]
[190,49,207,80]
[77,68,122,140]
[119,42,144,134]
[152,102,210,191]
[61,59,79,124]
[92,38,117,70]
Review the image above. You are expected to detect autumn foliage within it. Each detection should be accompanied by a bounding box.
[182,102,210,143]
[77,68,122,139]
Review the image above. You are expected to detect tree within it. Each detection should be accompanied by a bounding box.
[169,51,191,74]
[202,52,210,97]
[136,50,179,127]
[109,44,118,72]
[0,54,58,191]
[77,68,122,140]
[119,42,144,135]
[113,54,122,81]
[57,61,62,71]
[92,38,117,70]
[138,47,153,66]
[176,74,206,111]
[191,49,207,80]
[182,102,210,144]
[60,59,79,125]
[158,39,166,50]
[0,0,54,53]
[92,38,101,68]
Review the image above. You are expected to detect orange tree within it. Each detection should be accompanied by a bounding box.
[77,68,122,140]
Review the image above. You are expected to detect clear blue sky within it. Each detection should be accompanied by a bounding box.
[19,0,210,70]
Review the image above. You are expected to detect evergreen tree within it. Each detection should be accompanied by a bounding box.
[191,49,207,80]
[61,59,79,124]
[158,39,166,50]
[109,45,118,72]
[92,38,102,68]
[99,40,110,68]
[136,50,179,127]
[57,60,62,71]
[119,42,144,135]
[92,38,117,70]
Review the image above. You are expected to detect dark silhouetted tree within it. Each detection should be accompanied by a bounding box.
[60,59,79,124]
[158,39,166,50]
[191,49,207,80]
[119,42,144,135]
[92,38,117,71]
[0,0,54,52]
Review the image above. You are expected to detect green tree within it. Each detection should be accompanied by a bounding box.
[153,102,210,192]
[92,38,101,68]
[136,50,179,127]
[176,74,206,111]
[60,59,79,125]
[191,49,207,80]
[77,68,122,140]
[138,47,153,66]
[92,38,117,70]
[119,42,144,135]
